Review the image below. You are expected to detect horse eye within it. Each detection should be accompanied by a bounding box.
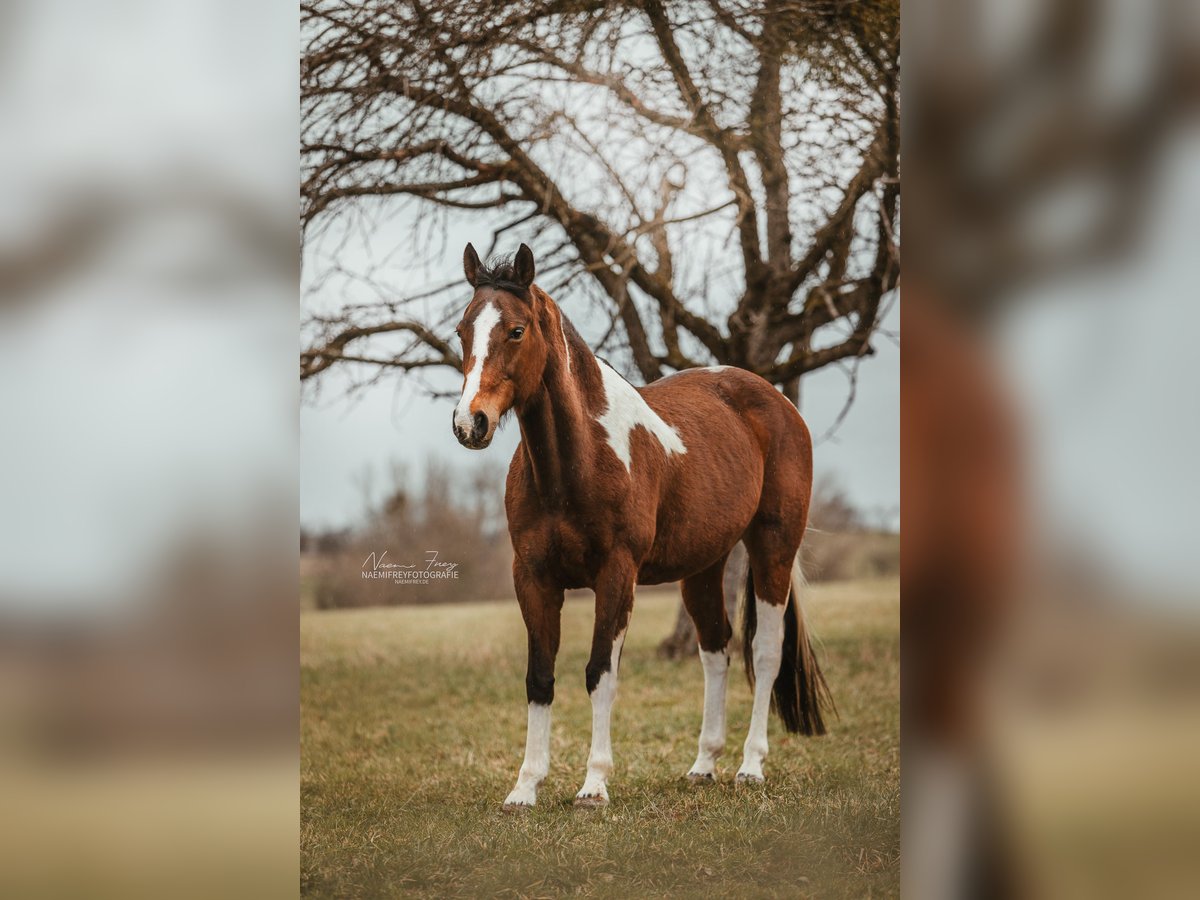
[509,327,525,340]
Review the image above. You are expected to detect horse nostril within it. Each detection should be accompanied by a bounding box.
[473,411,489,437]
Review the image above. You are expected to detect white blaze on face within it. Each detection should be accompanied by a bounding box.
[454,302,502,434]
[595,360,686,471]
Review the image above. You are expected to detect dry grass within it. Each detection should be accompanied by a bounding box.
[301,578,899,898]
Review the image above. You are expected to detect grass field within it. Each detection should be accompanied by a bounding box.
[301,577,899,898]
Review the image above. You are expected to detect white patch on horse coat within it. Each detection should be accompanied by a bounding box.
[504,702,552,807]
[658,364,733,380]
[454,301,501,433]
[738,597,785,781]
[689,648,729,777]
[595,360,686,471]
[559,314,571,373]
[577,629,625,802]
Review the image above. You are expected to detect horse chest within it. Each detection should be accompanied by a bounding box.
[507,435,662,587]
[509,515,588,585]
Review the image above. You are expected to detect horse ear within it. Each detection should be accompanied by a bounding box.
[463,243,481,287]
[514,243,535,288]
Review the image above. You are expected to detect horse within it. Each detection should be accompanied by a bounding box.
[451,242,833,810]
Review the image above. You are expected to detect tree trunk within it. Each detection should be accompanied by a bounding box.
[656,543,748,659]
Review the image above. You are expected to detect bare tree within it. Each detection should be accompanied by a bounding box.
[302,0,897,385]
[300,0,899,652]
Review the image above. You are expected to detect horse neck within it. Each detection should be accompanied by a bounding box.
[515,291,601,507]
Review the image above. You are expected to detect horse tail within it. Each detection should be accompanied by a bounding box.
[740,555,835,735]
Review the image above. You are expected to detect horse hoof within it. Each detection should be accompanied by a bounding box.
[501,801,533,814]
[573,793,608,809]
[735,772,764,784]
[687,771,716,785]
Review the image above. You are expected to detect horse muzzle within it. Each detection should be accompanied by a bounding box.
[453,409,493,449]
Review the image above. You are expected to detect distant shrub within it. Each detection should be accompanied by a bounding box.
[804,530,899,582]
[308,459,514,608]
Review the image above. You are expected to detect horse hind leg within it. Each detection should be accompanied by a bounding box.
[681,556,732,782]
[737,530,833,783]
[737,536,798,783]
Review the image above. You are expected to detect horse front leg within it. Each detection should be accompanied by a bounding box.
[575,555,636,807]
[503,563,563,811]
[681,557,732,782]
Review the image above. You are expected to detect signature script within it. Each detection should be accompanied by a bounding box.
[361,550,459,574]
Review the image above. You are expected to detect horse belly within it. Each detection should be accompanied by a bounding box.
[638,427,762,583]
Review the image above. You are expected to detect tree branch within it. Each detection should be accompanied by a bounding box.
[302,320,463,381]
[642,0,765,285]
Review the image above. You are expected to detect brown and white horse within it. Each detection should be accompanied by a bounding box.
[452,243,832,809]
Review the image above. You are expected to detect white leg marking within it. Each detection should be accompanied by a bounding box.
[453,301,501,434]
[595,360,686,472]
[503,702,551,808]
[738,598,785,782]
[688,648,729,778]
[577,629,625,803]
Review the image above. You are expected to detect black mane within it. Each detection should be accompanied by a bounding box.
[474,254,532,298]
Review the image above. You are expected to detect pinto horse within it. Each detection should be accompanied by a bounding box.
[452,243,832,809]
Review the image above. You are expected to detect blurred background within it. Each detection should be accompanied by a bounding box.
[301,464,898,611]
[0,1,297,897]
[905,0,1200,897]
[4,0,1198,895]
